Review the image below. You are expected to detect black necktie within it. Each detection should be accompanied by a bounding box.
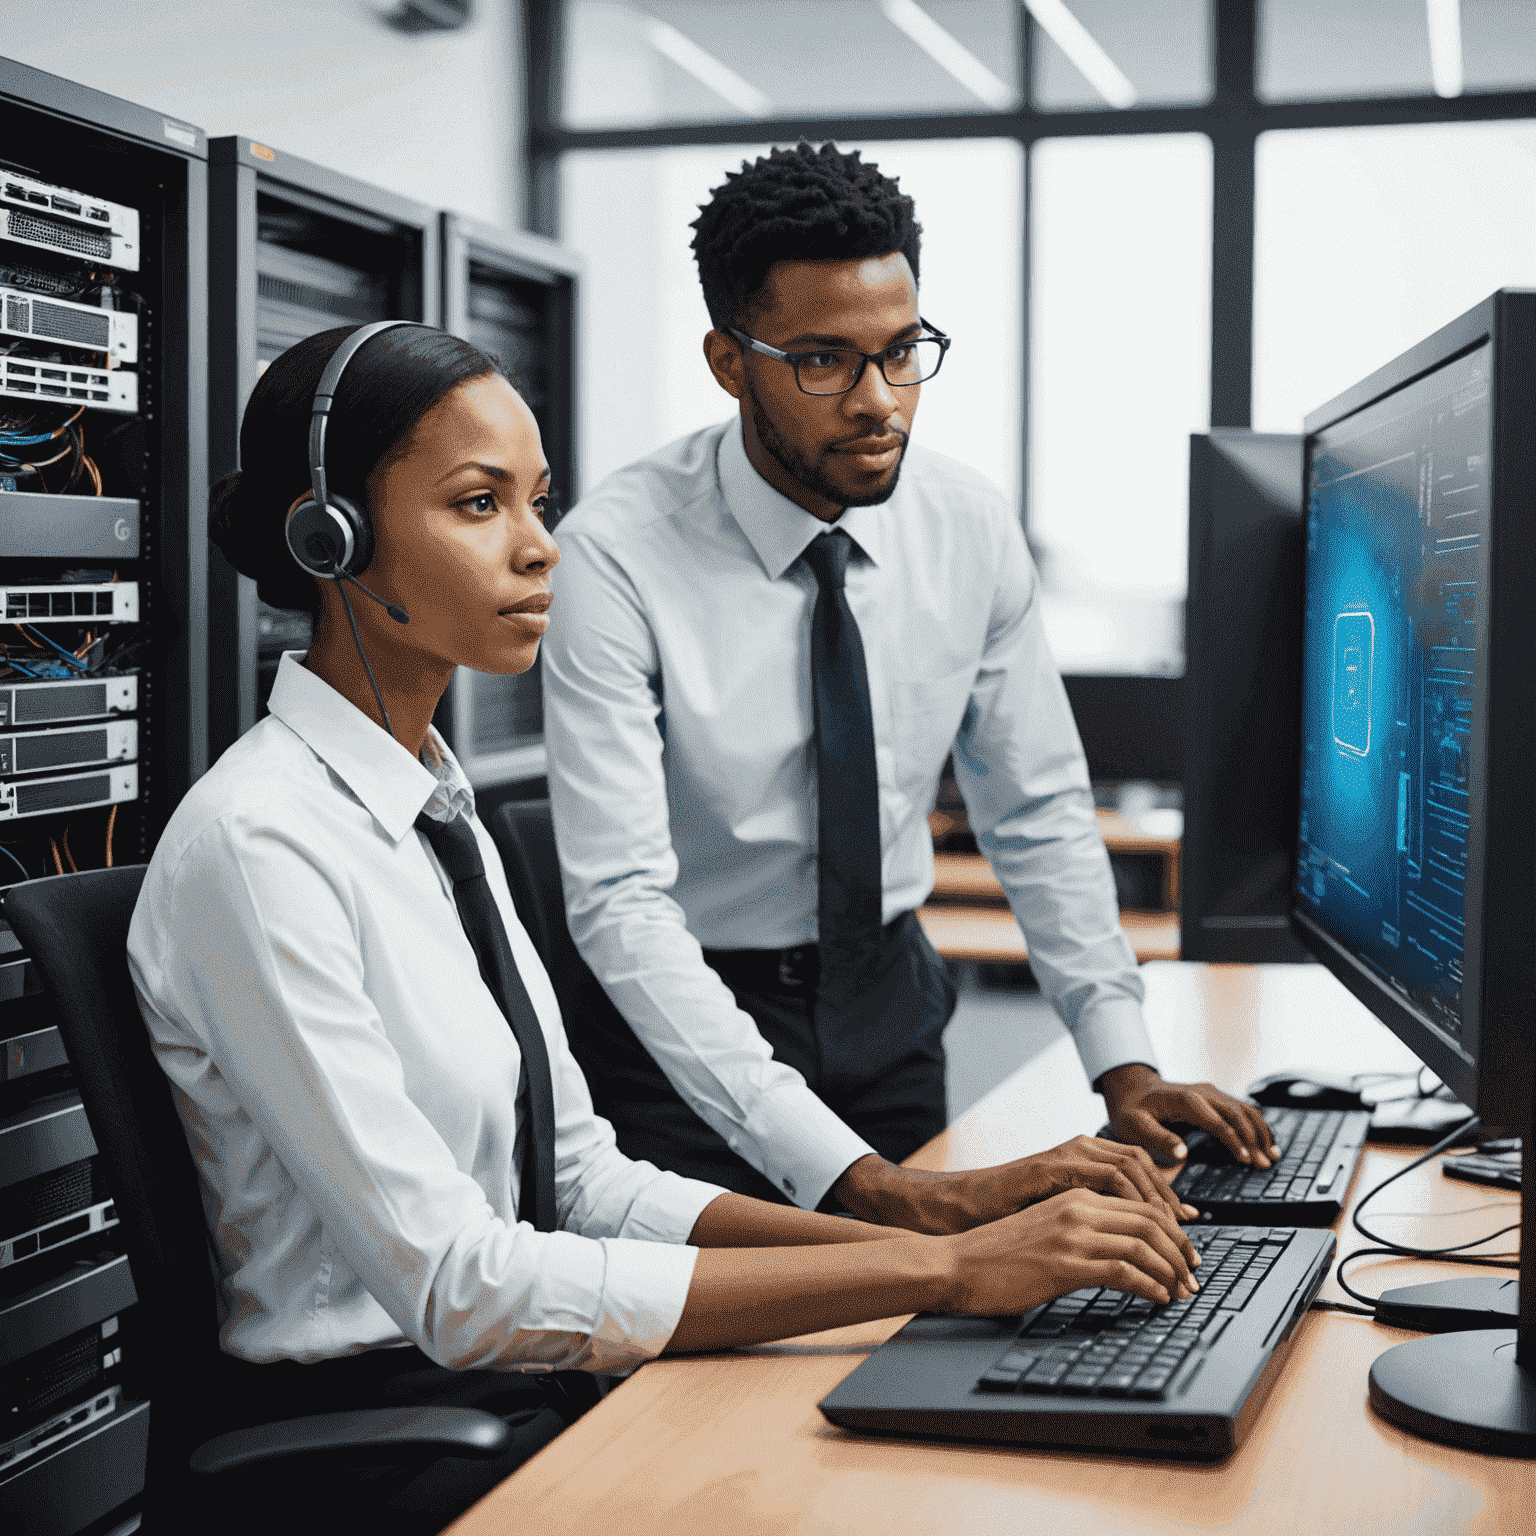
[802,530,884,1010]
[415,811,558,1233]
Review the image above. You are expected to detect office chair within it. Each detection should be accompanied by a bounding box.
[488,800,659,1107]
[3,868,509,1532]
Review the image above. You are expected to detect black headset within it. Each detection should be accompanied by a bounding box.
[285,319,423,739]
[284,318,420,624]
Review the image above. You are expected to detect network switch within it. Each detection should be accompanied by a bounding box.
[0,674,137,727]
[0,582,139,624]
[0,491,140,560]
[0,354,136,413]
[0,1154,118,1268]
[0,1384,122,1476]
[0,172,139,272]
[0,720,137,776]
[0,285,138,364]
[0,763,137,821]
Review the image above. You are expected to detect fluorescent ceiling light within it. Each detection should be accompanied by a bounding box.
[880,0,1015,111]
[640,14,771,118]
[1022,0,1137,110]
[1426,0,1464,99]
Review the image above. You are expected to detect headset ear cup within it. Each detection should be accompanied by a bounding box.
[328,494,374,576]
[286,497,353,578]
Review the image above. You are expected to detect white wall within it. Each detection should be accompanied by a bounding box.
[4,1,523,228]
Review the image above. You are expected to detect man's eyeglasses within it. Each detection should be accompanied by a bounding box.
[727,318,952,397]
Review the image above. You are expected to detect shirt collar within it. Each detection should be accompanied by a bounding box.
[266,651,444,844]
[717,415,887,580]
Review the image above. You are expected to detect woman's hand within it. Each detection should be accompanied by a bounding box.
[941,1188,1201,1317]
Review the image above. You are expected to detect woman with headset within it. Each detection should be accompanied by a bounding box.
[129,324,1198,1530]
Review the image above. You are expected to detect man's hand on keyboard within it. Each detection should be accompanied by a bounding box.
[1098,1063,1279,1168]
[944,1189,1201,1317]
[832,1140,1200,1249]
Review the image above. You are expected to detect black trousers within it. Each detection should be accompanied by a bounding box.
[586,911,958,1205]
[202,1347,602,1535]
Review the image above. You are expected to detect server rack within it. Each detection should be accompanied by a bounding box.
[0,55,208,1535]
[437,213,578,790]
[207,138,440,761]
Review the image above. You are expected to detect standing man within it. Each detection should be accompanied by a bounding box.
[542,142,1274,1233]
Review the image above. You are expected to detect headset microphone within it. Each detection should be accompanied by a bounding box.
[284,319,428,739]
[336,567,410,626]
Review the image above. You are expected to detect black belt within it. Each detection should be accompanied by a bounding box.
[703,913,910,996]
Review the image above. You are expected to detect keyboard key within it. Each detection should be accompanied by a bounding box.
[1237,1228,1269,1244]
[1060,1370,1104,1395]
[1023,1360,1072,1389]
[1267,1228,1295,1245]
[1097,1370,1142,1396]
[1131,1369,1173,1399]
[978,1368,1023,1392]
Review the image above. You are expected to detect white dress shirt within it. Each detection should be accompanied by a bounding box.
[541,417,1158,1212]
[128,653,724,1373]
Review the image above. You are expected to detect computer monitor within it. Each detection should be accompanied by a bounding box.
[1182,431,1309,962]
[1292,288,1536,1453]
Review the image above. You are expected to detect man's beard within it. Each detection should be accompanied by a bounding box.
[746,379,908,511]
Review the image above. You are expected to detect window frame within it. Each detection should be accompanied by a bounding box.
[524,0,1536,535]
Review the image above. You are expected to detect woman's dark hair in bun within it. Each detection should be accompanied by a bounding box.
[208,325,517,613]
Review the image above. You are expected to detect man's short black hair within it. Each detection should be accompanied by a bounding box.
[690,141,922,330]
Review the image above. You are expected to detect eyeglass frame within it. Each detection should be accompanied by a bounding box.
[725,317,952,396]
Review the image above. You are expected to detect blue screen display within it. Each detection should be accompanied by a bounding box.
[1296,344,1489,1055]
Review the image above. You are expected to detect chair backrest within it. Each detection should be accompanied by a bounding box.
[3,868,223,1489]
[487,799,656,1104]
[489,799,588,1030]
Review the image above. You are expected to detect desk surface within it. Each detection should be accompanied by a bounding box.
[447,964,1531,1536]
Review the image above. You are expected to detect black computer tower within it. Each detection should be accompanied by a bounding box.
[206,137,441,761]
[0,54,209,1534]
[1181,430,1311,963]
[435,212,578,791]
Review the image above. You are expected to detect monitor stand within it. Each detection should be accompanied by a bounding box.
[1367,1119,1535,1454]
[1369,1329,1536,1454]
[1374,1276,1518,1332]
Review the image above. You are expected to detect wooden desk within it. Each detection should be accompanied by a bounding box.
[447,965,1531,1536]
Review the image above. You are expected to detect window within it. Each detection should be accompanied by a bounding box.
[1028,134,1211,674]
[1259,0,1536,103]
[1253,119,1536,432]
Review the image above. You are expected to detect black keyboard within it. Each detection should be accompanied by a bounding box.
[976,1225,1297,1401]
[1174,1108,1346,1205]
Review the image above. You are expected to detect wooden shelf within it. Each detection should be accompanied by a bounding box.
[917,904,1180,965]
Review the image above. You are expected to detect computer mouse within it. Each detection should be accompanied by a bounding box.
[1247,1068,1370,1111]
